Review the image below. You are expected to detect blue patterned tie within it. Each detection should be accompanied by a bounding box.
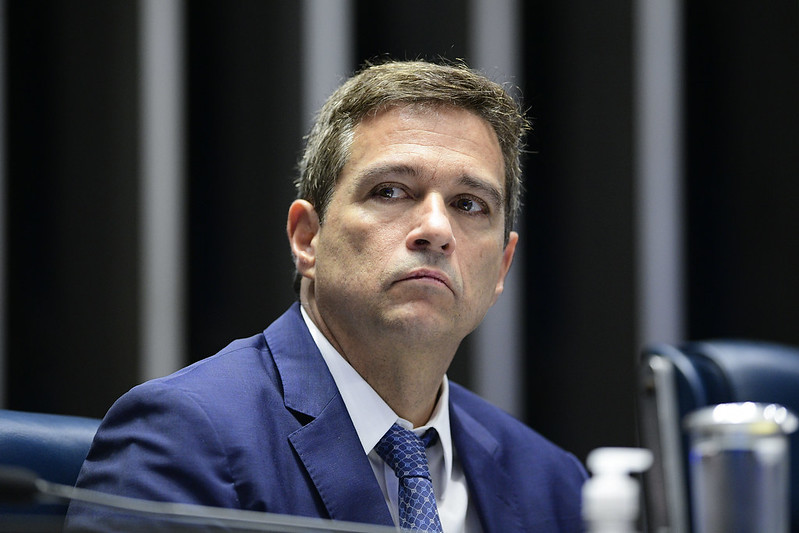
[375,423,443,533]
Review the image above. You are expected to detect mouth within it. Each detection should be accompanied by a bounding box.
[396,268,453,292]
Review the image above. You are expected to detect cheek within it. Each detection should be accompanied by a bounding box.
[468,244,506,295]
[341,222,387,259]
[318,220,393,277]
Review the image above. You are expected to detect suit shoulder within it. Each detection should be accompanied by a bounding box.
[448,380,530,435]
[105,330,281,432]
[449,381,586,474]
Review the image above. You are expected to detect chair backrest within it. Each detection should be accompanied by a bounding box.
[0,409,100,517]
[638,340,799,533]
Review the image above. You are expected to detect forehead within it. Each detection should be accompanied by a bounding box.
[341,104,504,190]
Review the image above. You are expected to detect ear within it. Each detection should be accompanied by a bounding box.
[491,231,518,304]
[287,200,320,280]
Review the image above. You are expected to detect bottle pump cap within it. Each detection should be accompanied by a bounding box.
[582,447,653,527]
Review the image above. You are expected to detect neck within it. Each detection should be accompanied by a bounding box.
[300,286,454,427]
[353,348,448,427]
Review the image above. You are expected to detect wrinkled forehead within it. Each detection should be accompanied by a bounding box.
[348,102,505,174]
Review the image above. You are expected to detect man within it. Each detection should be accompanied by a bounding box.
[67,60,586,532]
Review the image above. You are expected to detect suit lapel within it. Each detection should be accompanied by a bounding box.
[450,402,523,533]
[289,396,393,525]
[264,303,393,526]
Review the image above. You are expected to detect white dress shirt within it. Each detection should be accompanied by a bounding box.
[300,307,481,533]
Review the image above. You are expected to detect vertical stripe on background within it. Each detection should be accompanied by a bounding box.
[469,0,523,417]
[301,0,354,131]
[634,0,684,349]
[139,0,185,381]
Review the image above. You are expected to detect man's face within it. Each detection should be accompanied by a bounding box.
[309,104,517,347]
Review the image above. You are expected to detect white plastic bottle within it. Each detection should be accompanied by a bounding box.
[582,447,653,533]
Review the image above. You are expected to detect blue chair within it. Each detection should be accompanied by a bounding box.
[638,340,799,533]
[0,409,100,521]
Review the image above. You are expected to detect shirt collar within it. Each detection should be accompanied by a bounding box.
[300,305,454,483]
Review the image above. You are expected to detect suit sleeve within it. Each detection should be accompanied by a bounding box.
[65,380,241,529]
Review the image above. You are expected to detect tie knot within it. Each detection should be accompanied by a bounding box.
[375,423,435,480]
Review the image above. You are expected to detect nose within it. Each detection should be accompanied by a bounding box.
[406,194,456,255]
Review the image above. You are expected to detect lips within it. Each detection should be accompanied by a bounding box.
[396,268,453,292]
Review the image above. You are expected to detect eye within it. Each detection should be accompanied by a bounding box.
[373,185,408,200]
[453,196,487,214]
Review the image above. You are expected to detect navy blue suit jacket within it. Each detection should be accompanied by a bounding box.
[67,303,586,532]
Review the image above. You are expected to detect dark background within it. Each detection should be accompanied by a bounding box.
[3,1,798,464]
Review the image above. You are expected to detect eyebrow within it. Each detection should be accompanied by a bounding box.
[358,163,420,182]
[458,174,504,212]
[358,164,505,211]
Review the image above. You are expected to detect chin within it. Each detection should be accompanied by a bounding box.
[381,306,470,341]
